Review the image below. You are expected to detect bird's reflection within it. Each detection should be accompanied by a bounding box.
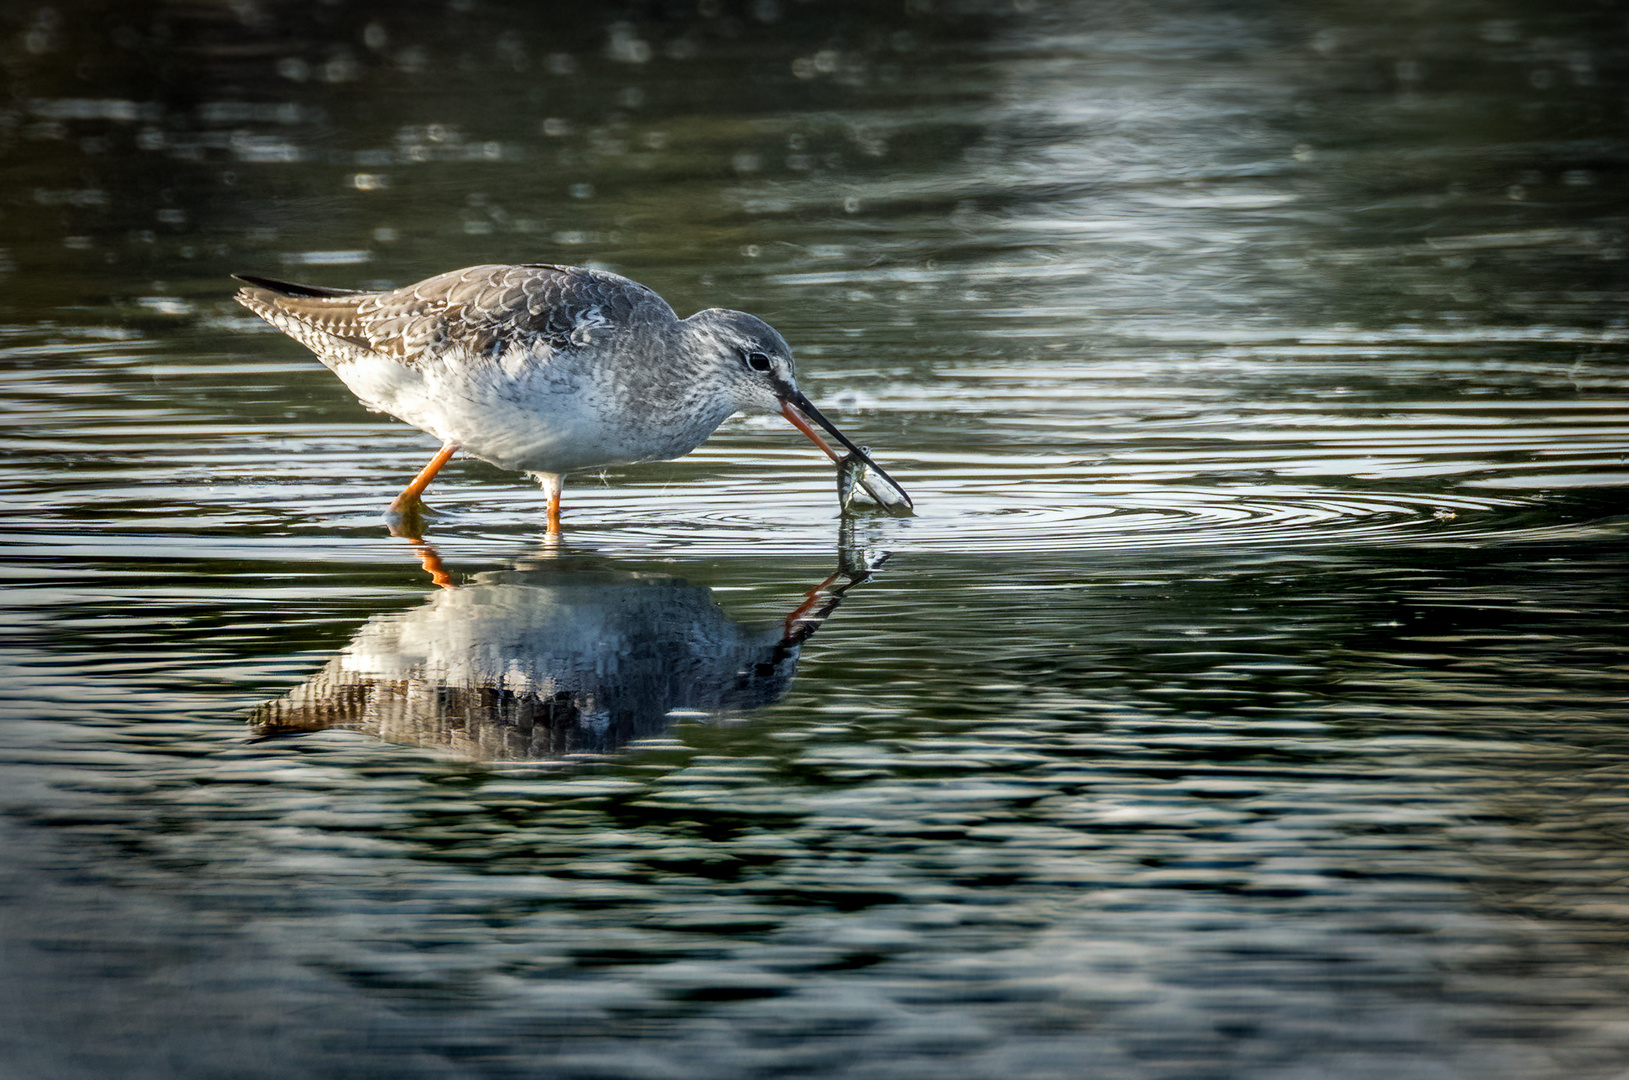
[250,534,887,760]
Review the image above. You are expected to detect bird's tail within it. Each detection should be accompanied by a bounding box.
[231,273,360,299]
[232,273,374,359]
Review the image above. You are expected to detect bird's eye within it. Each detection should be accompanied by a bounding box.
[744,351,773,372]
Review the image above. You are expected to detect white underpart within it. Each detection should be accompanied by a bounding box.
[334,335,737,476]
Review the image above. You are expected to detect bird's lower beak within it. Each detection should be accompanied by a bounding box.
[780,391,913,512]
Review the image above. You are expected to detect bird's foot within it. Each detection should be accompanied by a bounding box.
[385,495,439,540]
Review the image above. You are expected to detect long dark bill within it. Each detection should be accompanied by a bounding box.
[780,391,913,511]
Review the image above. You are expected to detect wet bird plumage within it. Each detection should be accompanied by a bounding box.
[232,263,911,533]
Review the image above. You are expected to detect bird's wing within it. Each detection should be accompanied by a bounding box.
[234,264,675,363]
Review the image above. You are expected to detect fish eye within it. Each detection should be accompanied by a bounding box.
[744,350,773,372]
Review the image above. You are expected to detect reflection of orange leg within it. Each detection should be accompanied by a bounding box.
[389,441,458,513]
[783,567,845,640]
[409,539,455,589]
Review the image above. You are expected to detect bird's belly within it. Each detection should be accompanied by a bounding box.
[333,351,718,475]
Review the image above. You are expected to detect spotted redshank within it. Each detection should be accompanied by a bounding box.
[233,263,911,533]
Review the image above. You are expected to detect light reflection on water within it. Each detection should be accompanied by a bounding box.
[5,541,1629,1078]
[3,325,1622,558]
[2,0,1628,1077]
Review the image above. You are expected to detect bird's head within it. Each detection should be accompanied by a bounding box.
[683,307,913,512]
[685,308,800,415]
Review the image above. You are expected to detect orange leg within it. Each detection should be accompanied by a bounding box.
[389,441,459,513]
[541,473,563,533]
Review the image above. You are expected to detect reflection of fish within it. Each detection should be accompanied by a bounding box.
[250,555,879,761]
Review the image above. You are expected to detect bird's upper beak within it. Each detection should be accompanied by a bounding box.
[779,390,913,512]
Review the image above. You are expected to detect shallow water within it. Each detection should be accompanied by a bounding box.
[2,2,1627,1078]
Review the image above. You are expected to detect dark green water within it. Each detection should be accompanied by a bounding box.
[2,2,1627,1077]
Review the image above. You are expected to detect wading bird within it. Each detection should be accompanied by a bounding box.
[234,263,911,533]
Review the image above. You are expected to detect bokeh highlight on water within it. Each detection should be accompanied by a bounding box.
[1,2,1627,1078]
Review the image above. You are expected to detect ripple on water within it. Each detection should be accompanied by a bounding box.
[572,476,1551,557]
[0,325,1626,564]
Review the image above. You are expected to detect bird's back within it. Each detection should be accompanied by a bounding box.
[233,263,678,368]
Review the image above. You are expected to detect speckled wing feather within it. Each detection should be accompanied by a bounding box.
[233,264,676,365]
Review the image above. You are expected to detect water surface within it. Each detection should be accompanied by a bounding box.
[2,2,1627,1078]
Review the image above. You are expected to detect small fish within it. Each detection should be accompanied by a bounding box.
[837,450,866,510]
[837,447,913,516]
